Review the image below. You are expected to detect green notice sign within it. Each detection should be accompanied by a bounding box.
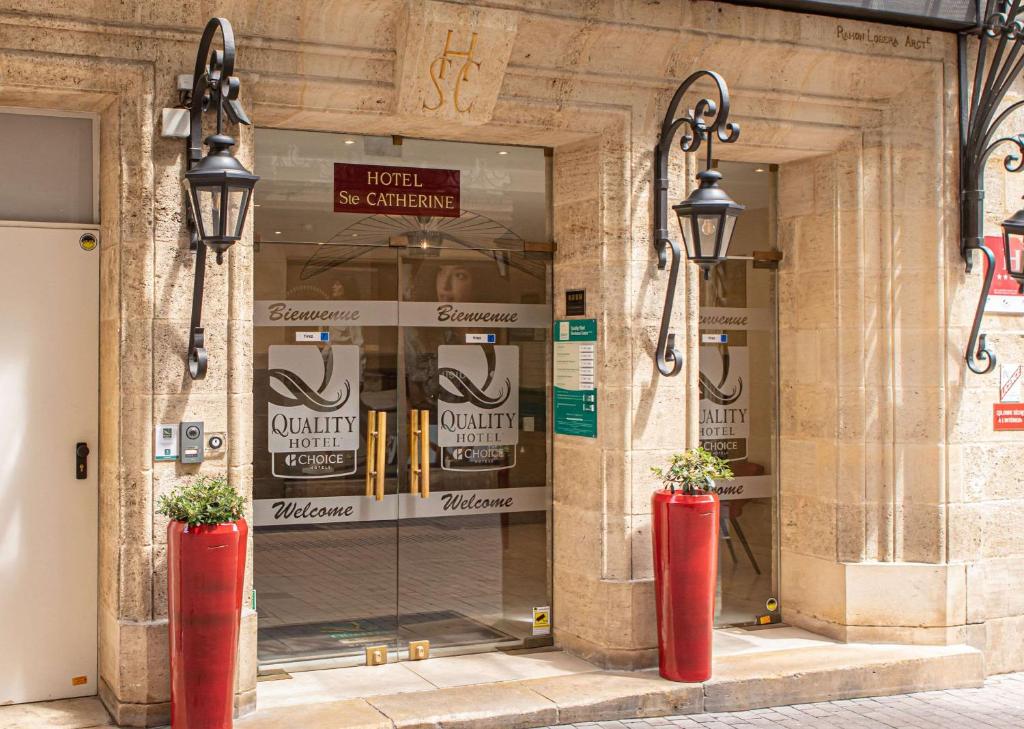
[553,319,597,438]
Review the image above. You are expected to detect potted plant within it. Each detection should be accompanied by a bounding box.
[650,447,733,682]
[158,475,247,729]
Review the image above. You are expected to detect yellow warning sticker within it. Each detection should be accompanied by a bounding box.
[532,606,551,636]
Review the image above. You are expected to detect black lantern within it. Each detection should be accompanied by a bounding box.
[184,133,258,263]
[182,17,256,380]
[672,168,744,279]
[1003,205,1024,293]
[652,70,742,376]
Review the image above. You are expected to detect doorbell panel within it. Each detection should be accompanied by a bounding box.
[180,421,204,464]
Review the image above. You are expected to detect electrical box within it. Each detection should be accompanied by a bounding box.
[180,421,204,464]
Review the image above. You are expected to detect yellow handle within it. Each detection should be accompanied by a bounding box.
[365,410,377,498]
[375,411,387,502]
[409,409,420,495]
[419,409,430,499]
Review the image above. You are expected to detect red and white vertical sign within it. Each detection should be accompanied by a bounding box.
[994,363,1024,431]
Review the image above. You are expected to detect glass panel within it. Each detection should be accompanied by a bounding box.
[193,185,221,240]
[720,215,738,258]
[228,188,249,238]
[697,215,721,259]
[398,247,552,651]
[677,211,696,259]
[252,242,401,664]
[698,161,780,627]
[253,130,550,249]
[0,112,94,223]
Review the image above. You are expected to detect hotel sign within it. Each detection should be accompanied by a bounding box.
[334,163,460,217]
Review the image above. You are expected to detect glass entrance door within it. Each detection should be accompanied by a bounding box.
[252,240,551,665]
[698,161,781,627]
[251,129,553,667]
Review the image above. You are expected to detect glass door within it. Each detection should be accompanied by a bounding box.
[699,161,781,627]
[253,243,402,664]
[251,128,553,667]
[396,245,551,653]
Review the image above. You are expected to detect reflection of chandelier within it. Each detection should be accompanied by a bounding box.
[300,210,524,280]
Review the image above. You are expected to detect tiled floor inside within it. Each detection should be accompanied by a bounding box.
[254,515,549,664]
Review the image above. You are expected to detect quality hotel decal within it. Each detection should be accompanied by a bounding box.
[438,344,519,472]
[699,345,749,462]
[334,163,460,218]
[268,345,360,479]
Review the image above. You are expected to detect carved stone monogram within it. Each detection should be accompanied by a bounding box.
[396,0,518,124]
[424,29,483,113]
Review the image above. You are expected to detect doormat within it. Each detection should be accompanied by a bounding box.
[257,609,514,664]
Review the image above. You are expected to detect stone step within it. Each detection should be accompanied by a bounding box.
[236,642,984,728]
[0,642,985,729]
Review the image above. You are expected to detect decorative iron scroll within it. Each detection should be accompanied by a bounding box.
[960,1,1024,374]
[653,70,740,377]
[183,17,252,380]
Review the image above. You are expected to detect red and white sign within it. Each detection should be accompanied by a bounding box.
[334,163,460,217]
[982,235,1024,312]
[994,403,1024,431]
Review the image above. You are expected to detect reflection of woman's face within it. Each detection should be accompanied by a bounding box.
[436,265,473,302]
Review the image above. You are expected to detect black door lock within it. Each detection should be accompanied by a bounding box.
[76,442,90,480]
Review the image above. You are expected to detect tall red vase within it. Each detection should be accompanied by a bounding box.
[651,490,719,682]
[167,519,248,729]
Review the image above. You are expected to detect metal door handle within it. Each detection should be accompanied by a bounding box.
[365,411,377,498]
[75,442,89,480]
[409,409,421,496]
[418,410,430,499]
[374,411,387,502]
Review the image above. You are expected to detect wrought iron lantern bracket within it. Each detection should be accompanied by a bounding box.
[959,1,1024,375]
[652,70,740,376]
[183,17,254,380]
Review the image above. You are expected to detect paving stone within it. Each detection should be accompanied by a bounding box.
[524,671,701,725]
[366,682,558,729]
[542,670,1024,729]
[235,699,390,729]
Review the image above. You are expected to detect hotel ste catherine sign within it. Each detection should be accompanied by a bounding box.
[334,163,460,217]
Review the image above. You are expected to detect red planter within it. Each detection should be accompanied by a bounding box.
[167,519,248,729]
[651,490,719,682]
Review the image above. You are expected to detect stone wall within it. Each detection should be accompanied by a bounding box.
[0,0,1020,724]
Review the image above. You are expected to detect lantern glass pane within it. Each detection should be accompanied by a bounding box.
[720,215,738,258]
[193,185,222,240]
[697,215,721,259]
[677,211,696,259]
[226,187,249,238]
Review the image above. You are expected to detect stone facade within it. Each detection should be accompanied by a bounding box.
[0,0,1021,724]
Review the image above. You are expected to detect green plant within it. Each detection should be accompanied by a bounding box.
[651,447,734,494]
[156,475,245,527]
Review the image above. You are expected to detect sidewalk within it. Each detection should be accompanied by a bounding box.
[0,627,986,729]
[541,672,1024,728]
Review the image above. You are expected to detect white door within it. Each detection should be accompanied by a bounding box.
[0,225,99,704]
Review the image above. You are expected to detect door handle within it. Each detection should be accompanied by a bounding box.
[75,442,89,480]
[365,411,379,499]
[408,409,430,498]
[374,411,387,502]
[418,410,429,499]
[409,409,421,496]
